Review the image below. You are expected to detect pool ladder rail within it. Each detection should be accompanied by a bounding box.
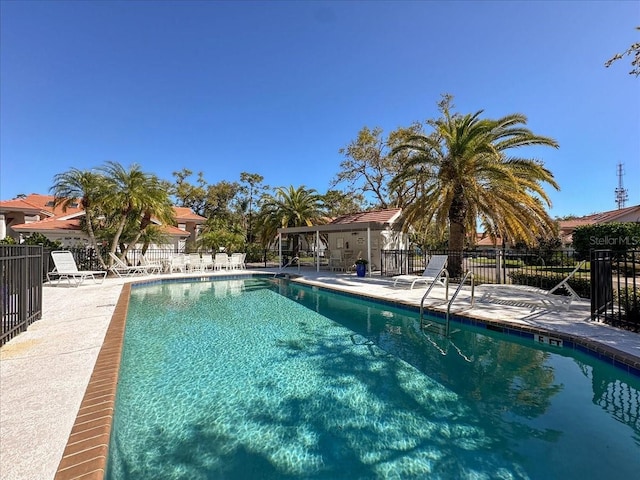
[420,271,475,337]
[274,256,300,277]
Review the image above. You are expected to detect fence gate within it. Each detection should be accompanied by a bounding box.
[590,249,613,322]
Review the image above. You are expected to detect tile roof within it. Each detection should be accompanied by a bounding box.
[11,217,82,232]
[558,204,640,231]
[0,194,83,217]
[580,204,640,223]
[173,207,206,222]
[329,208,402,225]
[11,217,190,237]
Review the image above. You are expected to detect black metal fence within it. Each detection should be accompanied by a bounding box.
[591,249,639,332]
[1,245,43,347]
[380,248,584,286]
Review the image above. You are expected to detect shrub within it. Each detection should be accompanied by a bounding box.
[614,287,640,323]
[245,242,266,263]
[573,222,640,260]
[22,232,62,249]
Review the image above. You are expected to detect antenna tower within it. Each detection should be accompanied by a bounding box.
[614,163,628,209]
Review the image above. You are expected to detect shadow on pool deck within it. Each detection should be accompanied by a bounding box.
[0,267,638,479]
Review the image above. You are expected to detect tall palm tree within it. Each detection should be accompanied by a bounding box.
[255,185,326,256]
[391,97,560,276]
[99,161,174,263]
[50,168,108,268]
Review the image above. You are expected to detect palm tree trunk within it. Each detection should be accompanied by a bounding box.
[121,214,151,260]
[448,192,466,278]
[109,216,129,266]
[84,211,107,269]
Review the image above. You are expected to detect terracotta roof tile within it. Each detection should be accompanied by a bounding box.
[11,217,83,232]
[11,217,190,237]
[330,208,402,225]
[173,207,206,222]
[0,194,83,216]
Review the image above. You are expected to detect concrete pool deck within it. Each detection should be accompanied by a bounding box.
[1,268,639,480]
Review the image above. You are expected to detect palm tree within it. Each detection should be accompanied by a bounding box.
[99,161,174,264]
[391,96,559,276]
[119,177,175,259]
[50,168,108,268]
[255,185,326,257]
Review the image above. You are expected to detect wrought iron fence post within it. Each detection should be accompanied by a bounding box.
[590,249,613,322]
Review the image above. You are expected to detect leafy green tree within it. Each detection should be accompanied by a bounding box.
[239,172,268,244]
[198,217,245,253]
[321,189,366,217]
[391,95,559,276]
[203,180,241,222]
[172,169,208,216]
[332,124,422,209]
[50,168,108,268]
[255,185,326,257]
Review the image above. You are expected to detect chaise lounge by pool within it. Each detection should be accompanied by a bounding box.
[102,277,640,479]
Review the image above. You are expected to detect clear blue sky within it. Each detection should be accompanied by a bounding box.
[1,0,638,218]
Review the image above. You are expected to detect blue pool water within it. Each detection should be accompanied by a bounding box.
[107,277,640,479]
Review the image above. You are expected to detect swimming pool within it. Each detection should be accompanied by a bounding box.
[106,277,640,479]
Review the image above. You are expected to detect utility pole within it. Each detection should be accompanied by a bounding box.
[614,163,628,209]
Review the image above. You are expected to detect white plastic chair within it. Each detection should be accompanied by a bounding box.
[140,254,163,274]
[392,255,448,290]
[168,254,187,274]
[214,253,229,270]
[187,253,205,272]
[229,253,244,270]
[108,252,148,277]
[47,251,107,287]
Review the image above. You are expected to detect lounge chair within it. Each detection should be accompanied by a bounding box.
[141,254,163,274]
[201,253,214,271]
[108,252,148,277]
[47,250,107,287]
[168,254,187,273]
[214,253,229,270]
[187,253,205,272]
[478,261,586,312]
[392,255,449,290]
[229,253,245,270]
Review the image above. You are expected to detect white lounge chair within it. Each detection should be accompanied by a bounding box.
[108,252,148,277]
[478,261,586,312]
[140,254,163,274]
[392,255,449,290]
[214,253,229,270]
[229,253,244,270]
[168,254,187,273]
[187,253,205,272]
[47,250,107,287]
[201,253,215,271]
